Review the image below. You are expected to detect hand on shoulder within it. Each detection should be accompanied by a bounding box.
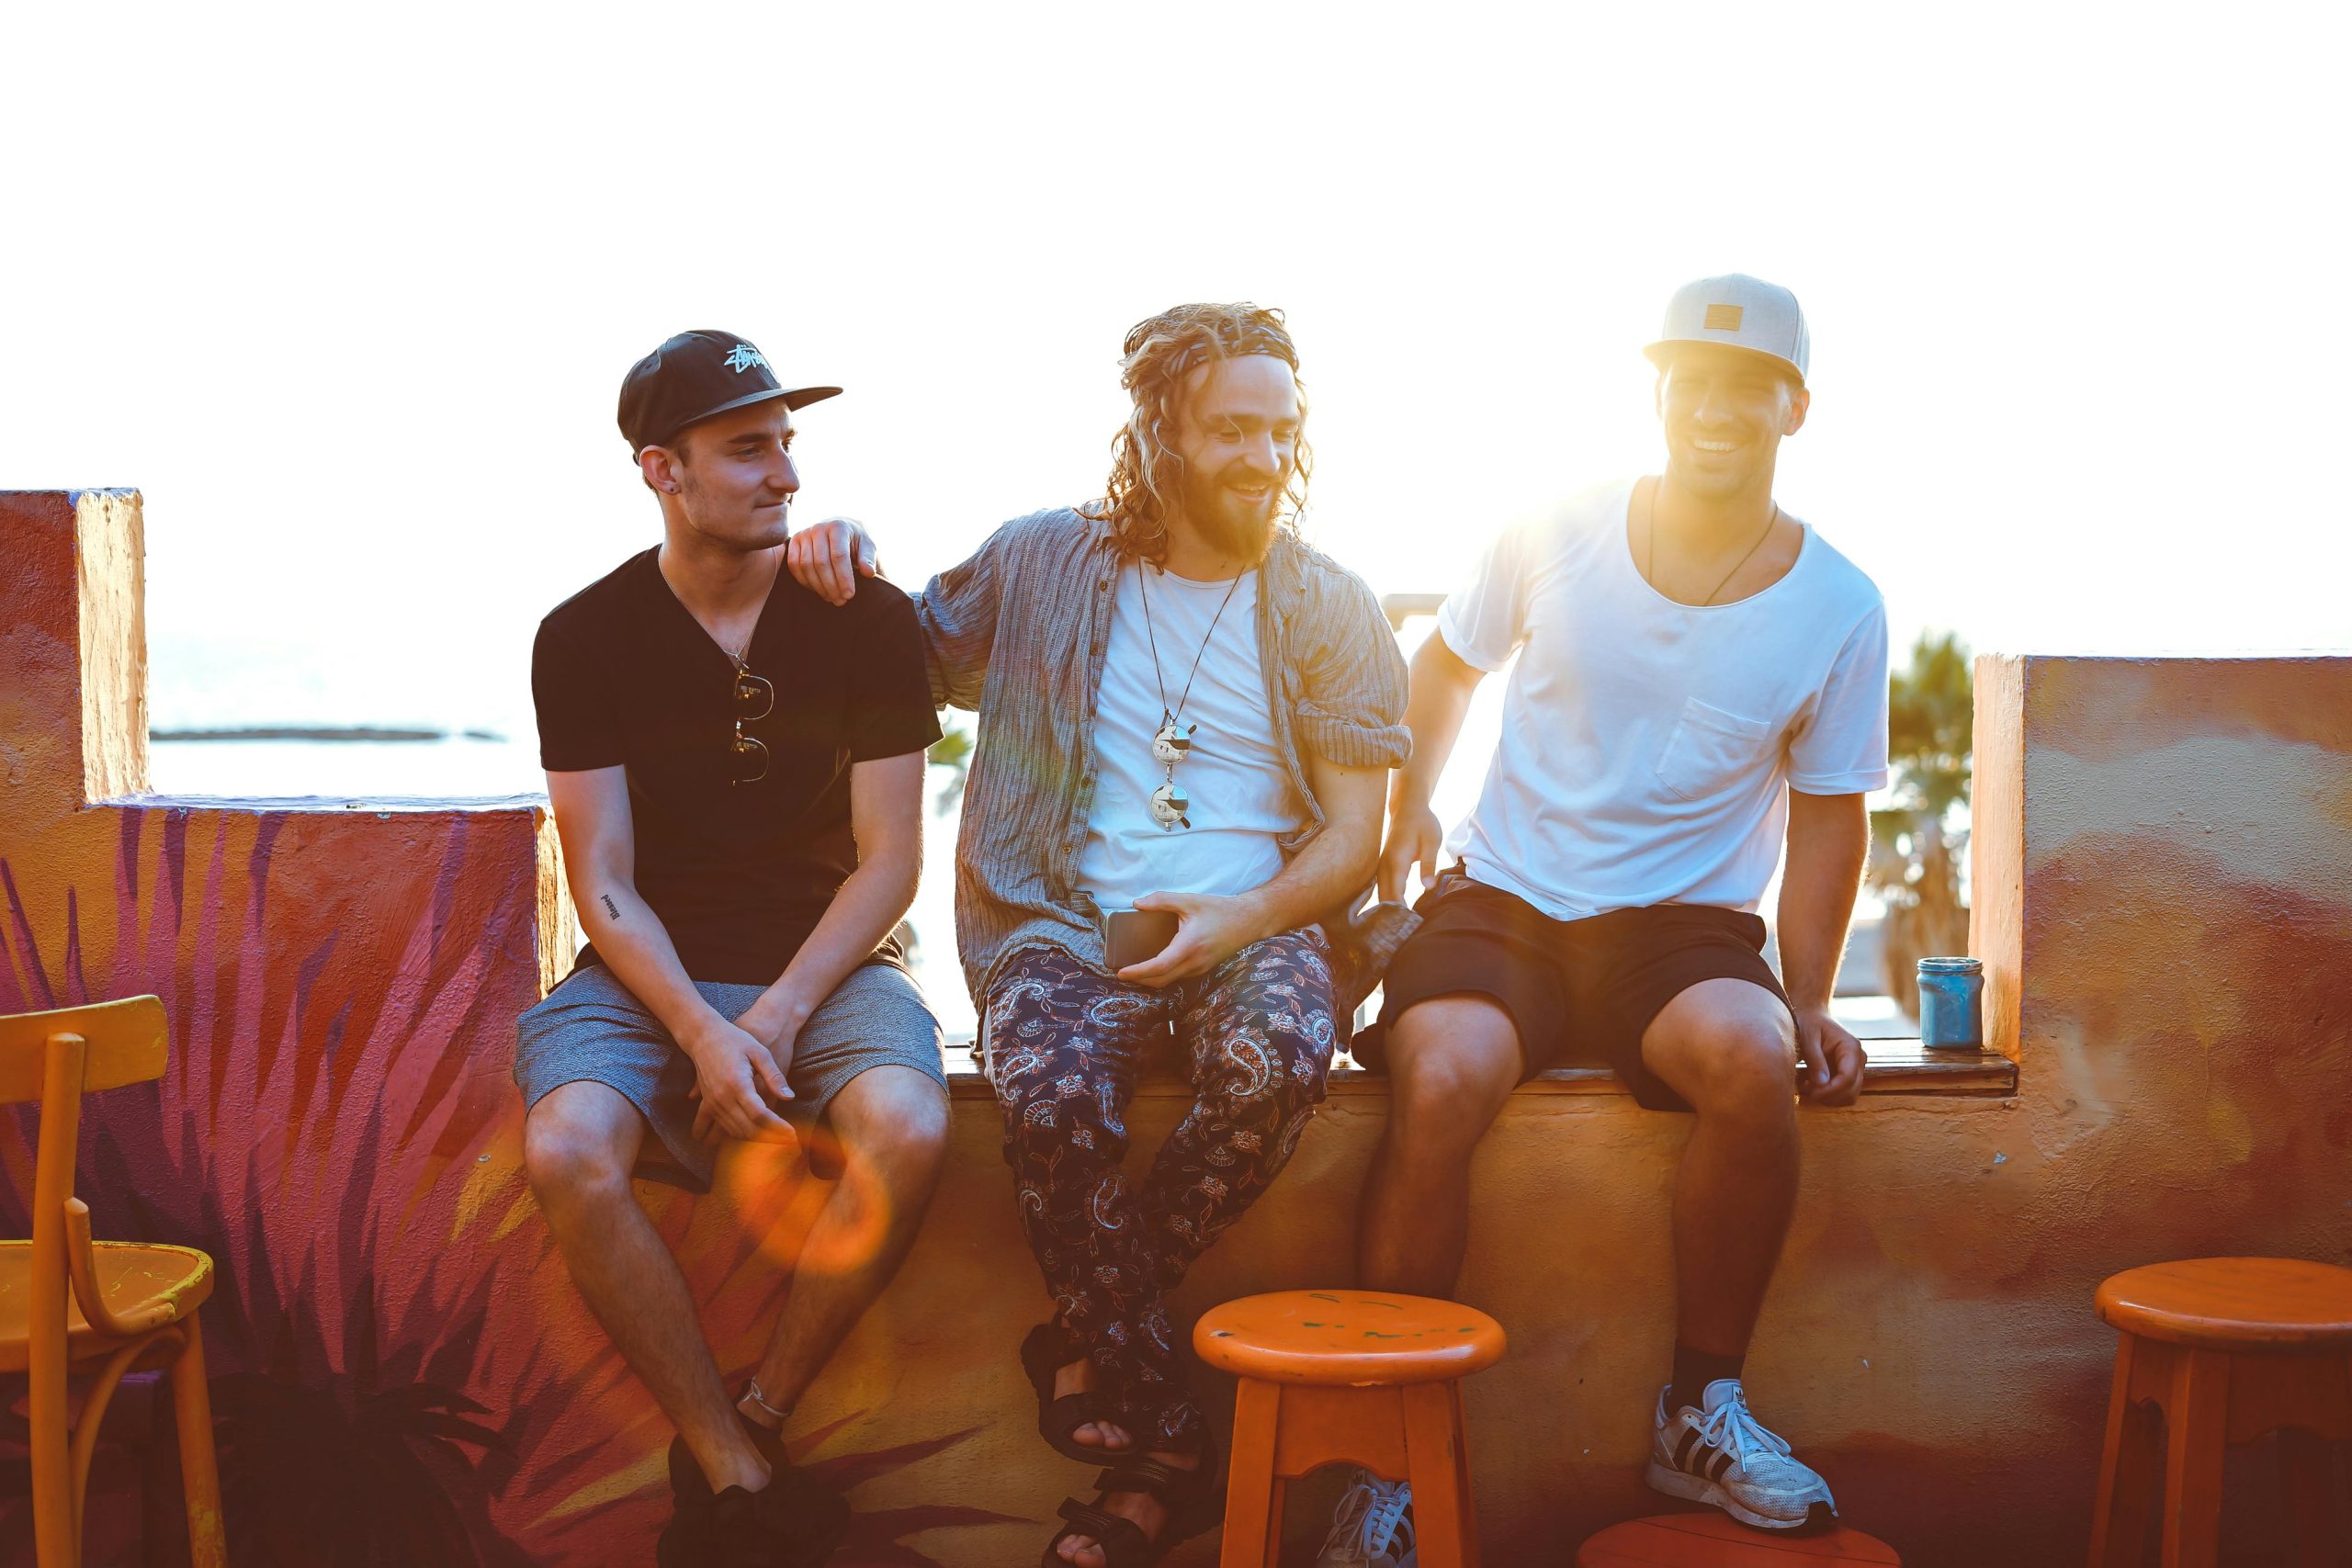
[786,516,880,605]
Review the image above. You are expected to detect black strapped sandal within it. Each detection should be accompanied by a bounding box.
[1022,1321,1135,1462]
[1038,1447,1225,1567]
[659,1419,848,1568]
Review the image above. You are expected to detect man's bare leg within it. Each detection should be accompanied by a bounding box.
[738,1066,951,1425]
[1355,997,1522,1298]
[524,1081,769,1494]
[1640,977,1803,1359]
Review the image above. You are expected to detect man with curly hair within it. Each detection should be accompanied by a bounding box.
[789,303,1408,1567]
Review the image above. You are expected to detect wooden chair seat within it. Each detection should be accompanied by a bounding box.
[1577,1511,1900,1564]
[2095,1256,2352,1351]
[0,1238,214,1374]
[1194,1289,1507,1386]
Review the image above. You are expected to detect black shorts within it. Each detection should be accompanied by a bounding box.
[1355,869,1792,1111]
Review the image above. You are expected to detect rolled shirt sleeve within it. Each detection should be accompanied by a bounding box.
[1433,513,1542,674]
[914,522,1012,712]
[1295,567,1413,770]
[1788,604,1893,795]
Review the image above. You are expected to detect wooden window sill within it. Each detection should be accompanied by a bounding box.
[939,1038,2014,1100]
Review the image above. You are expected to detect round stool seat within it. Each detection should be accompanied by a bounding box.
[1577,1512,1899,1565]
[1193,1290,1504,1386]
[2095,1257,2352,1351]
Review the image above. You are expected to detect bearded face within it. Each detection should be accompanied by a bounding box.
[1170,354,1300,564]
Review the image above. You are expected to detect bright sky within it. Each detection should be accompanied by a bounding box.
[6,2,2348,793]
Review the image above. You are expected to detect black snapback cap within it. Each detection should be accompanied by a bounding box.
[617,330,842,457]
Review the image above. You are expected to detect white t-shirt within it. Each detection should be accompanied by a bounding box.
[1076,563,1303,906]
[1440,479,1890,921]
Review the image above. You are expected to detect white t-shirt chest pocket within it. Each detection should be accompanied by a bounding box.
[1655,696,1776,802]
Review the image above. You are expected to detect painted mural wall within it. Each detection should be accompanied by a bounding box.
[2,491,2346,1565]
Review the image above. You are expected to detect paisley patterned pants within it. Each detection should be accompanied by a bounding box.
[984,931,1336,1452]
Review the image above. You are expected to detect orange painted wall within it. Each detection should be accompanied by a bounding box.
[3,492,2346,1565]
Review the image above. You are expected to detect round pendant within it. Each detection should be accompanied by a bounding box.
[1149,781,1192,832]
[1152,719,1196,764]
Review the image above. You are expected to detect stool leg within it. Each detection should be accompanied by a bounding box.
[169,1315,227,1568]
[2090,1334,2164,1568]
[2276,1427,2337,1568]
[1402,1382,1478,1568]
[2158,1348,2229,1568]
[1446,1382,1481,1568]
[1220,1379,1283,1568]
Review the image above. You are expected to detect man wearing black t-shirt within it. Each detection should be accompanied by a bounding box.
[515,331,950,1567]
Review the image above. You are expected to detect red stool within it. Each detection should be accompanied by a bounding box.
[1577,1512,1899,1564]
[1193,1290,1505,1568]
[2088,1256,2352,1567]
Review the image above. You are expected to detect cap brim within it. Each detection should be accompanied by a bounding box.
[1644,339,1805,384]
[695,384,843,423]
[646,384,846,452]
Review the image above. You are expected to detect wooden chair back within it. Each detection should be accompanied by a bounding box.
[2,996,170,1363]
[0,995,169,1108]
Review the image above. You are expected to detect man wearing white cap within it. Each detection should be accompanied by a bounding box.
[1319,276,1885,1556]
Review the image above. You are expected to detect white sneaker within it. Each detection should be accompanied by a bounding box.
[1645,1380,1837,1530]
[1314,1468,1416,1567]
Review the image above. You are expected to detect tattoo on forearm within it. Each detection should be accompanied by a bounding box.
[600,894,619,921]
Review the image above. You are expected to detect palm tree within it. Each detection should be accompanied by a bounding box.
[1870,631,1973,1018]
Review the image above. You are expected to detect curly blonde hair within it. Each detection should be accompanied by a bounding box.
[1083,302,1311,563]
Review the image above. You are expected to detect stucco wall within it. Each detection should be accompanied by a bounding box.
[3,491,2346,1565]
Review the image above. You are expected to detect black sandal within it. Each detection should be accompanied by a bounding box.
[1038,1448,1224,1567]
[660,1426,848,1568]
[1022,1321,1133,1462]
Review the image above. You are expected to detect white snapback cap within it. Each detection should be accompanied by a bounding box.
[1644,274,1809,384]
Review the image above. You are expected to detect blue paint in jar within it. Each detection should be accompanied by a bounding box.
[1917,956,1984,1049]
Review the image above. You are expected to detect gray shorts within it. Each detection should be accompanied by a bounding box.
[514,960,946,1192]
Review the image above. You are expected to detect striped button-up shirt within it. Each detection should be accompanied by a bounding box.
[916,506,1416,1021]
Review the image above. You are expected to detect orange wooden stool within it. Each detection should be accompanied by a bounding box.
[1193,1290,1504,1568]
[2088,1256,2352,1567]
[1577,1512,1900,1565]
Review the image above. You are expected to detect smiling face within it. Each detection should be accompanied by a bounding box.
[1655,344,1810,501]
[642,398,800,552]
[1168,354,1302,563]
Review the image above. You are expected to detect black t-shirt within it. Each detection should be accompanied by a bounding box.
[532,547,941,986]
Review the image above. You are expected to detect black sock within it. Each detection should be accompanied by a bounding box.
[1669,1343,1745,1415]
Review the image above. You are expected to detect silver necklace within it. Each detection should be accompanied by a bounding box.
[1135,561,1244,831]
[1644,479,1781,606]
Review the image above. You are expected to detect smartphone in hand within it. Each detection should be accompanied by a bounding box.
[1103,907,1181,971]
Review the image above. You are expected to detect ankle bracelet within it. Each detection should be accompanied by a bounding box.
[740,1379,792,1427]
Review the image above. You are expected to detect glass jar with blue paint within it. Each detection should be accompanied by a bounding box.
[1917,956,1984,1049]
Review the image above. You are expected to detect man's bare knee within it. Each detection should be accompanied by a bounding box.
[1692,1030,1798,1117]
[829,1067,951,1190]
[1645,984,1798,1117]
[524,1085,640,1208]
[1384,998,1521,1155]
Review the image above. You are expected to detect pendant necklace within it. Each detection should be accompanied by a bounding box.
[1645,479,1782,606]
[1136,559,1244,831]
